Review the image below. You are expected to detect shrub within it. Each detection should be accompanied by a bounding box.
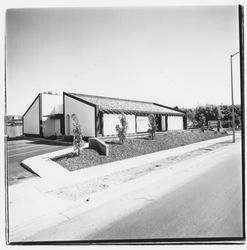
[148,114,157,140]
[198,113,206,132]
[115,113,128,144]
[71,114,84,156]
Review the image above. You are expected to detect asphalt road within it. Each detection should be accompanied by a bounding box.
[7,138,70,185]
[88,142,243,240]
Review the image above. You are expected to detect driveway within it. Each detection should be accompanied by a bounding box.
[7,138,71,185]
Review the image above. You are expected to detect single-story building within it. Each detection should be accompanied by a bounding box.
[63,92,187,138]
[23,92,63,137]
[23,91,187,138]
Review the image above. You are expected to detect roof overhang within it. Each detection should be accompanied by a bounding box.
[43,114,63,119]
[100,108,184,116]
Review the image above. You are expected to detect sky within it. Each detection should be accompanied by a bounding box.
[6,6,241,115]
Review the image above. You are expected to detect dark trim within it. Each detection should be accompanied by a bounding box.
[135,115,137,134]
[67,92,155,105]
[62,93,65,135]
[183,115,188,130]
[66,92,184,116]
[99,111,103,135]
[95,105,99,137]
[153,103,186,114]
[156,114,162,131]
[60,117,64,135]
[22,94,40,118]
[22,94,40,136]
[22,116,24,135]
[239,5,245,240]
[64,92,97,108]
[23,133,42,138]
[101,108,179,116]
[39,93,43,137]
[165,116,168,131]
[7,236,246,245]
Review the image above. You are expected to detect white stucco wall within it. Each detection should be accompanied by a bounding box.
[64,95,95,137]
[55,120,61,135]
[136,116,149,133]
[103,114,135,136]
[161,116,167,131]
[41,93,63,116]
[103,114,120,136]
[126,115,136,134]
[23,96,40,135]
[43,118,61,137]
[167,116,184,130]
[43,118,55,137]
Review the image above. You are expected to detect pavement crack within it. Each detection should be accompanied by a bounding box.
[135,197,156,203]
[58,212,71,220]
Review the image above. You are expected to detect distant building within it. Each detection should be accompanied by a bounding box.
[23,92,186,138]
[6,115,23,138]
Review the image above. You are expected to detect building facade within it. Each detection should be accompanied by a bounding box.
[63,92,186,138]
[23,93,63,137]
[23,91,186,138]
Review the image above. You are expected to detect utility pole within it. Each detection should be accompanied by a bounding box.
[230,51,239,143]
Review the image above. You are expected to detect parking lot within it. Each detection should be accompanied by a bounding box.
[7,138,71,185]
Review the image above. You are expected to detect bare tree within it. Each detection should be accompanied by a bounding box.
[148,114,157,140]
[71,114,84,156]
[115,113,128,144]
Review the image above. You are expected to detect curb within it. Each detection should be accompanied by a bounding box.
[22,136,73,146]
[21,135,238,192]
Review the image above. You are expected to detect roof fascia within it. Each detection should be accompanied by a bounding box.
[63,92,97,108]
[23,94,40,118]
[153,103,186,115]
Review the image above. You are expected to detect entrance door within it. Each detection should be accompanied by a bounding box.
[156,115,162,131]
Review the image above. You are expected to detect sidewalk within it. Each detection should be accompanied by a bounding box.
[8,134,241,242]
[22,135,236,192]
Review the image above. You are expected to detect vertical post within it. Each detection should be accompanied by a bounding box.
[230,55,235,143]
[238,4,245,239]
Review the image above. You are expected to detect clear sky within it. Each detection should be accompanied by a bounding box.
[6,6,240,115]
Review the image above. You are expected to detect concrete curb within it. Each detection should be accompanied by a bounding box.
[21,135,237,192]
[23,136,73,146]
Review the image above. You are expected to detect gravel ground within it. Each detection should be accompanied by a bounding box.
[55,130,227,171]
[49,140,232,201]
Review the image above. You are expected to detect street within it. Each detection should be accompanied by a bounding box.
[7,138,70,185]
[26,140,243,241]
[88,142,243,240]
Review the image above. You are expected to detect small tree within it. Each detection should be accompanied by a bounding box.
[71,114,84,156]
[115,113,128,144]
[148,114,157,140]
[198,113,206,132]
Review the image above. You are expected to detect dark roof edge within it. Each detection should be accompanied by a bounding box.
[153,103,186,114]
[67,92,155,105]
[65,91,185,114]
[23,94,40,118]
[63,92,97,108]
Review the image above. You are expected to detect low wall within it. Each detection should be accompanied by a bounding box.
[89,138,109,156]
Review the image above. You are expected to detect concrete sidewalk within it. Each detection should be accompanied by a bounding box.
[23,135,236,192]
[8,134,241,242]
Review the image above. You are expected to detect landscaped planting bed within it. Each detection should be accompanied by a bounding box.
[55,130,228,171]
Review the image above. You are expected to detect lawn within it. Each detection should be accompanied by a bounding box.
[55,130,228,171]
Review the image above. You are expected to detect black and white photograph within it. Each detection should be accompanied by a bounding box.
[3,1,245,245]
